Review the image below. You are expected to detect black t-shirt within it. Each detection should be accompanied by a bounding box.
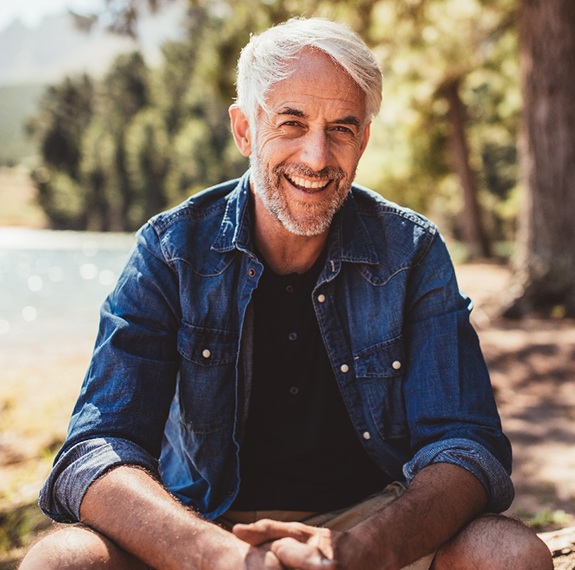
[232,253,390,512]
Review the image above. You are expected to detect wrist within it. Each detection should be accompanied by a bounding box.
[197,530,281,570]
[195,527,247,569]
[343,526,398,570]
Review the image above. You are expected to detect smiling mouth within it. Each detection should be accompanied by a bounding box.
[285,174,330,192]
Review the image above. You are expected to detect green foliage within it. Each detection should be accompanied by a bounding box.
[519,508,573,532]
[33,169,87,229]
[125,108,170,224]
[0,502,51,562]
[26,0,522,240]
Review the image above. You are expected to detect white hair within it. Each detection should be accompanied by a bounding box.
[235,17,383,123]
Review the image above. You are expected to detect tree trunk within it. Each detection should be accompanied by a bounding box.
[503,0,575,317]
[444,78,491,259]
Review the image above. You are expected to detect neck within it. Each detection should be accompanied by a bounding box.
[251,193,329,275]
[255,228,327,275]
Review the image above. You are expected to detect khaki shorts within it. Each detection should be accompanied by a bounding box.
[218,482,435,570]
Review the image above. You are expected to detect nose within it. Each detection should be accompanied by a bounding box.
[299,128,331,172]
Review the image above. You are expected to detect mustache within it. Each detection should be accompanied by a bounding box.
[275,163,345,181]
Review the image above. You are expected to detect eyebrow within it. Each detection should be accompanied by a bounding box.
[276,107,361,128]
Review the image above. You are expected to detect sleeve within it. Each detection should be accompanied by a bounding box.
[39,223,182,522]
[39,437,158,522]
[401,232,514,513]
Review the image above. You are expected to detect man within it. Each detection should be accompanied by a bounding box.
[21,17,551,570]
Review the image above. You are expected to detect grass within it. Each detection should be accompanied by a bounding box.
[0,502,52,568]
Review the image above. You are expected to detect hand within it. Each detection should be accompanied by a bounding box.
[202,530,285,570]
[233,519,340,569]
[242,543,286,570]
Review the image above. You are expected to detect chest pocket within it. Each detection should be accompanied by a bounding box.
[354,335,408,440]
[177,323,239,433]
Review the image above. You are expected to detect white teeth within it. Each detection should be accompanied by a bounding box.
[288,175,329,189]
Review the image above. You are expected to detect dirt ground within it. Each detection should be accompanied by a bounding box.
[457,262,575,568]
[456,262,575,525]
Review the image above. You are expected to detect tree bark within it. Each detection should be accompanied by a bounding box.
[443,78,491,259]
[503,0,575,317]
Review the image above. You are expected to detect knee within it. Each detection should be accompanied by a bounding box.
[434,514,553,570]
[19,525,135,570]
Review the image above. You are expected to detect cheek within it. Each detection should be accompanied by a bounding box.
[340,143,365,170]
[257,131,301,161]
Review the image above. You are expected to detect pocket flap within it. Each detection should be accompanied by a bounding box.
[177,323,238,366]
[354,335,405,379]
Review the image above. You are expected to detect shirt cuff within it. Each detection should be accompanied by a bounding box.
[39,437,159,522]
[402,438,515,513]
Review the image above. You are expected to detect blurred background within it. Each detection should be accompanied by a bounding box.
[1,0,574,567]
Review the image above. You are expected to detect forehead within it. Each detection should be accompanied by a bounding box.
[263,49,366,120]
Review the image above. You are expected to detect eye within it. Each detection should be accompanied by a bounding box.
[280,120,304,128]
[331,125,354,135]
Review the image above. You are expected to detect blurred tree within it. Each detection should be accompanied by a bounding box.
[29,0,523,252]
[370,0,514,258]
[151,7,249,203]
[95,51,151,231]
[26,75,94,229]
[502,0,575,317]
[125,108,170,224]
[79,118,116,230]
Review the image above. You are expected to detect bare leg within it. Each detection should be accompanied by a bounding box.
[19,524,149,570]
[432,514,553,570]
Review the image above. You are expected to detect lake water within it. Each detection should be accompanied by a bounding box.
[0,228,135,348]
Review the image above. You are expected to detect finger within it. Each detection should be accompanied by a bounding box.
[271,537,338,570]
[233,519,312,545]
[244,545,285,570]
[306,528,336,560]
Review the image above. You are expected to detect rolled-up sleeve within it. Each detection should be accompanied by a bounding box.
[402,233,513,512]
[39,437,158,522]
[403,438,514,512]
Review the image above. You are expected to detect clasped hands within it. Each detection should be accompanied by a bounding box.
[233,518,358,570]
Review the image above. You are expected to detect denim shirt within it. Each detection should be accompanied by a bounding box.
[39,172,514,523]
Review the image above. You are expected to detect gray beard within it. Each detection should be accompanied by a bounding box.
[249,154,352,237]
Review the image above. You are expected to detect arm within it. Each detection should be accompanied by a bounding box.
[40,224,182,522]
[402,231,513,512]
[80,465,283,570]
[234,462,487,570]
[338,462,487,568]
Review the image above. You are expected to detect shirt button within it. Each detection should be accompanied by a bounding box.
[317,294,326,303]
[362,431,371,440]
[202,349,211,359]
[392,360,402,370]
[248,268,256,277]
[289,386,299,396]
[285,284,295,293]
[340,363,349,373]
[288,332,298,341]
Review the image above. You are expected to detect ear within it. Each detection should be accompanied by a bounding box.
[229,104,253,157]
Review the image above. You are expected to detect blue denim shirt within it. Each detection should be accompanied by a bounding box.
[39,172,514,523]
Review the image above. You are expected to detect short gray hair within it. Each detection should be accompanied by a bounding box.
[235,17,382,123]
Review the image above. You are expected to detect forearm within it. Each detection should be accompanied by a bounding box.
[344,463,488,569]
[80,465,271,570]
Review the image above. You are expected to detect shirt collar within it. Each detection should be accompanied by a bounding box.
[211,171,253,253]
[329,190,380,266]
[211,171,380,266]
